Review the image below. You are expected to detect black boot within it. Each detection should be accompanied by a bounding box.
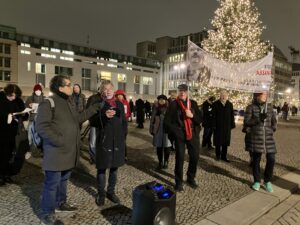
[163,161,168,169]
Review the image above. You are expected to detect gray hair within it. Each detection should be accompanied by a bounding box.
[98,80,113,93]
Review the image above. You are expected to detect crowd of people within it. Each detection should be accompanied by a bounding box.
[0,77,286,225]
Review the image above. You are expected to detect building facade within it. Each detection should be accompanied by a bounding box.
[0,24,161,101]
[290,63,300,107]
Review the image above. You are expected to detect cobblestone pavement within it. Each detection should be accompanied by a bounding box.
[273,190,300,225]
[0,117,300,225]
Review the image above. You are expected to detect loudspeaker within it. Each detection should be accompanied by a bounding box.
[132,181,176,225]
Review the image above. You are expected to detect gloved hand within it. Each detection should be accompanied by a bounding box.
[259,112,267,122]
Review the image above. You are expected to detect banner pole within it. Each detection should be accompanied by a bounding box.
[187,35,190,109]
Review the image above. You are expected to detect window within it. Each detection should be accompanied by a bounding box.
[0,70,11,81]
[118,82,126,91]
[36,74,45,87]
[0,57,2,67]
[142,77,153,85]
[4,44,10,54]
[0,44,2,53]
[117,74,126,82]
[55,66,73,76]
[134,75,140,84]
[4,58,10,68]
[82,68,91,90]
[21,50,31,55]
[143,85,149,95]
[99,71,111,81]
[36,63,46,74]
[27,62,31,71]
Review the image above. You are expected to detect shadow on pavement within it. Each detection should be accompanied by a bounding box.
[101,205,132,225]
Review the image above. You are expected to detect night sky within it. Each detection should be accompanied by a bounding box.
[0,0,299,59]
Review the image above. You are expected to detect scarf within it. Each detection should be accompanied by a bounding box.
[106,97,116,108]
[176,97,192,141]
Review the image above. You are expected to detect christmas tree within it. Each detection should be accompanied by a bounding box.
[196,0,270,108]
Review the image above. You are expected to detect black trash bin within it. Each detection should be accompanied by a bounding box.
[132,181,176,225]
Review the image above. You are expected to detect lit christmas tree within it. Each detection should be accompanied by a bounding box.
[195,0,270,108]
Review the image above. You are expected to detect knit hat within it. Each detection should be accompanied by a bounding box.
[33,84,42,92]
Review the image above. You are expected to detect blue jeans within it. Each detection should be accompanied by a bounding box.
[41,170,72,216]
[202,127,213,147]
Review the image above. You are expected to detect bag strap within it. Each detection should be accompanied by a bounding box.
[44,97,55,119]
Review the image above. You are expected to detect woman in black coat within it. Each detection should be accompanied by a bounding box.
[0,84,26,185]
[93,80,126,206]
[244,92,277,192]
[135,98,145,128]
[212,91,235,162]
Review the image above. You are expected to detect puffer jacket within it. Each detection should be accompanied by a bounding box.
[243,102,277,153]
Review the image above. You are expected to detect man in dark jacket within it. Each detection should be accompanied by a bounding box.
[135,98,145,128]
[201,96,215,149]
[36,75,102,225]
[213,90,235,162]
[164,84,202,191]
[244,91,277,192]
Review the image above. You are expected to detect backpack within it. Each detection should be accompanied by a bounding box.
[30,97,55,149]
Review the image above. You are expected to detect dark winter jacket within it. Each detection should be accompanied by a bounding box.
[164,99,202,142]
[243,102,277,153]
[93,100,126,170]
[0,91,26,140]
[135,99,145,124]
[70,93,86,113]
[36,93,99,171]
[87,93,103,127]
[150,104,171,148]
[25,93,45,121]
[212,100,235,146]
[202,100,214,128]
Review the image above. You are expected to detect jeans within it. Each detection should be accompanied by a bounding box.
[41,170,72,216]
[252,152,275,183]
[202,127,213,147]
[97,168,118,196]
[156,147,170,163]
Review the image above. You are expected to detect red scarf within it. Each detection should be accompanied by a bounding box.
[176,97,192,140]
[106,97,116,108]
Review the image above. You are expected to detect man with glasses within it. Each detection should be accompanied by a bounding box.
[36,75,103,225]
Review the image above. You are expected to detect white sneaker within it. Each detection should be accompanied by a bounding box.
[25,152,32,160]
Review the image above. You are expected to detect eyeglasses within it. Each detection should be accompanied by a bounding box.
[63,83,72,87]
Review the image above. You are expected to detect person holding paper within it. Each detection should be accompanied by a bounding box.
[25,84,45,159]
[0,84,26,186]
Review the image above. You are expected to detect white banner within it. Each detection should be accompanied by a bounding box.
[187,40,273,93]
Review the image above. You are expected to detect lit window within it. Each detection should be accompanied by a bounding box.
[36,63,46,74]
[50,48,60,53]
[60,56,74,61]
[126,67,132,70]
[41,53,56,59]
[100,71,111,80]
[142,77,153,85]
[97,62,105,66]
[109,58,118,62]
[41,47,49,51]
[62,50,74,55]
[21,43,30,47]
[107,64,117,68]
[20,50,31,55]
[117,74,126,82]
[27,62,31,71]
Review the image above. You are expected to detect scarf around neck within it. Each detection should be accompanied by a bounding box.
[176,97,192,141]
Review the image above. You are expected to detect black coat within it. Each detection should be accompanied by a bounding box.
[87,93,102,127]
[164,99,202,142]
[0,92,26,140]
[213,100,235,146]
[202,100,214,128]
[243,102,277,153]
[94,101,126,170]
[135,99,145,124]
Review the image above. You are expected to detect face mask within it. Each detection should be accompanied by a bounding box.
[35,90,42,96]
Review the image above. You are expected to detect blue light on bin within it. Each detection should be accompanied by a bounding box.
[162,192,170,198]
[152,184,164,192]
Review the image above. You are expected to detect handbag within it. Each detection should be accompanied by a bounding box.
[9,120,30,175]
